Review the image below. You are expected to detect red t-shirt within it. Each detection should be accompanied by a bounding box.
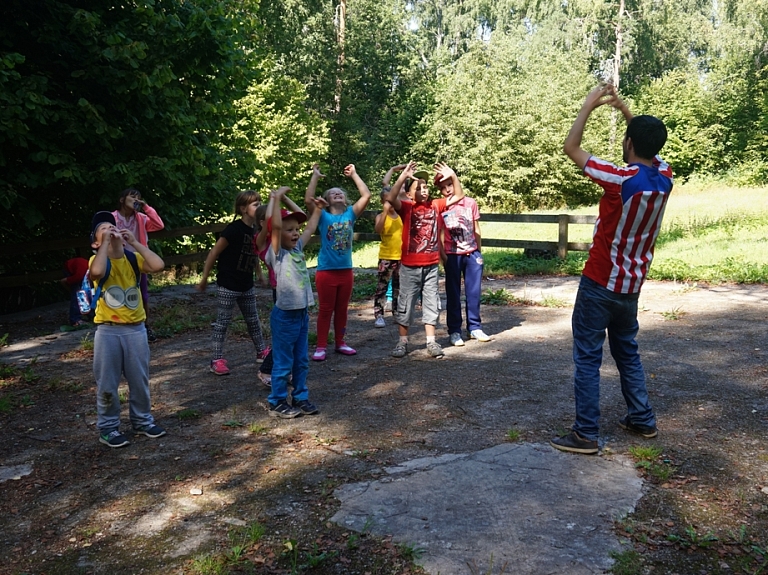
[397,198,447,267]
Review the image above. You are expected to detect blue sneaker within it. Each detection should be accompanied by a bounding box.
[99,430,129,448]
[134,424,166,438]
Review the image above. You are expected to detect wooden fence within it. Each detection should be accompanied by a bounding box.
[0,211,596,288]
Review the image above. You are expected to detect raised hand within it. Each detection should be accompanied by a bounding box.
[434,162,455,183]
[313,197,329,210]
[312,163,325,179]
[343,164,357,178]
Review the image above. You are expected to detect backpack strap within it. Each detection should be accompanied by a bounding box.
[124,250,141,286]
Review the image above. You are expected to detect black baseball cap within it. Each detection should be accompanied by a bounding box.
[90,211,116,243]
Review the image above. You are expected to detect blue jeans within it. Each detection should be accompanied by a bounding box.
[268,307,310,406]
[445,251,483,334]
[571,276,655,441]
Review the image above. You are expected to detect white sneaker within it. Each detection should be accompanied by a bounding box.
[449,332,465,347]
[470,329,491,342]
[374,316,386,328]
[384,300,392,312]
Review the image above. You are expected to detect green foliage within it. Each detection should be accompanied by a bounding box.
[609,549,643,575]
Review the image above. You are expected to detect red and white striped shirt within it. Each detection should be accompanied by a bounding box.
[582,155,673,294]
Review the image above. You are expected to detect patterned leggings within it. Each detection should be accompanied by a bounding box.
[373,259,400,319]
[212,286,266,360]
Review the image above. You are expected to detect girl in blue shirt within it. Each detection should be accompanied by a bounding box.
[304,163,371,361]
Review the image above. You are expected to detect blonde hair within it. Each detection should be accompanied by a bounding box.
[322,187,349,208]
[233,190,260,219]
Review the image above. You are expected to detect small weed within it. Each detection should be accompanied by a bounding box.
[672,281,698,294]
[244,522,265,544]
[314,435,338,446]
[222,420,243,428]
[190,553,224,575]
[302,543,337,568]
[660,307,686,320]
[506,428,521,442]
[0,333,8,347]
[346,533,360,550]
[608,549,642,575]
[21,367,40,383]
[0,395,13,413]
[81,526,99,538]
[118,389,128,403]
[0,363,17,379]
[153,302,214,338]
[80,334,94,351]
[177,408,202,420]
[20,394,34,407]
[282,539,299,574]
[397,542,425,562]
[225,544,246,564]
[467,553,509,575]
[248,422,268,434]
[174,475,184,481]
[628,445,662,461]
[684,525,718,548]
[539,295,568,308]
[362,516,375,533]
[480,288,519,306]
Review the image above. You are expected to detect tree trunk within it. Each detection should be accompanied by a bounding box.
[335,0,347,114]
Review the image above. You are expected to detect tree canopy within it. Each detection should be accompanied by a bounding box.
[1,0,767,247]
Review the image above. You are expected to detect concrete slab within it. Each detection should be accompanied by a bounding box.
[331,443,643,574]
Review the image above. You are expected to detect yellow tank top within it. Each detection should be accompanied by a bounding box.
[378,212,403,261]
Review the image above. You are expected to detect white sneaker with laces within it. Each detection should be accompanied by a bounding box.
[470,329,491,342]
[374,316,386,328]
[449,332,465,347]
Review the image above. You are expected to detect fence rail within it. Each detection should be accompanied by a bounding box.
[0,211,595,288]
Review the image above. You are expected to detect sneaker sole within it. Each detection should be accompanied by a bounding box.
[297,407,319,415]
[269,410,303,419]
[135,430,167,439]
[450,339,465,347]
[549,439,598,455]
[618,420,658,438]
[210,369,230,375]
[99,437,129,448]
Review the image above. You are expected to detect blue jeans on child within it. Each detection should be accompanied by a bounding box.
[571,275,656,441]
[268,307,310,406]
[445,251,484,335]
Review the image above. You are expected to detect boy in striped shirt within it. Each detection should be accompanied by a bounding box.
[551,84,673,455]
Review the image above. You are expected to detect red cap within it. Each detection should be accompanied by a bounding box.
[266,209,308,233]
[434,173,450,187]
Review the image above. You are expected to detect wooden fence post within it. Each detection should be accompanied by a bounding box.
[558,214,569,259]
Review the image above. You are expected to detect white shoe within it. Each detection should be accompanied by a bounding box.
[449,332,465,347]
[374,316,386,328]
[470,329,491,342]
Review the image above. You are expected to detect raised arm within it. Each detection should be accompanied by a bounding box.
[304,163,325,216]
[386,160,417,212]
[382,164,407,187]
[344,164,372,217]
[255,190,276,253]
[122,229,164,273]
[301,197,328,246]
[374,202,390,234]
[435,162,464,204]
[281,190,305,215]
[563,84,617,169]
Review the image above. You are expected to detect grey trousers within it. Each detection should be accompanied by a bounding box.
[397,263,440,327]
[93,323,155,432]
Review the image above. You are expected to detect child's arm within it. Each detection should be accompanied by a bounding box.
[281,192,305,215]
[435,162,465,205]
[121,229,165,273]
[386,160,417,212]
[474,220,482,251]
[270,189,285,255]
[89,231,115,282]
[300,197,328,246]
[140,203,165,232]
[382,164,407,188]
[255,190,277,252]
[344,164,372,217]
[196,236,229,291]
[304,163,325,216]
[374,203,390,235]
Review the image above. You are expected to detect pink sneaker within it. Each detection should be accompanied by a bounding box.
[256,347,271,362]
[335,344,357,356]
[312,347,326,361]
[210,358,230,375]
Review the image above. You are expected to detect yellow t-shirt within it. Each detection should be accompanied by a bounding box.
[378,212,403,261]
[89,253,146,324]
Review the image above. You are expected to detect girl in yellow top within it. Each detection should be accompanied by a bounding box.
[373,164,407,327]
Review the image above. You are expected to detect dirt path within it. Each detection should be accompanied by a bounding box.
[0,277,767,574]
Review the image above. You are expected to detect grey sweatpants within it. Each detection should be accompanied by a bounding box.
[397,263,440,327]
[93,323,155,432]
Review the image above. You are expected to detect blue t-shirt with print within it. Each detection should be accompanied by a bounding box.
[317,206,357,271]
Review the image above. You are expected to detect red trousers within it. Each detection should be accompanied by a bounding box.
[315,269,354,349]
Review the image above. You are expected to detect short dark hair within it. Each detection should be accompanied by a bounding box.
[625,115,667,160]
[117,187,141,209]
